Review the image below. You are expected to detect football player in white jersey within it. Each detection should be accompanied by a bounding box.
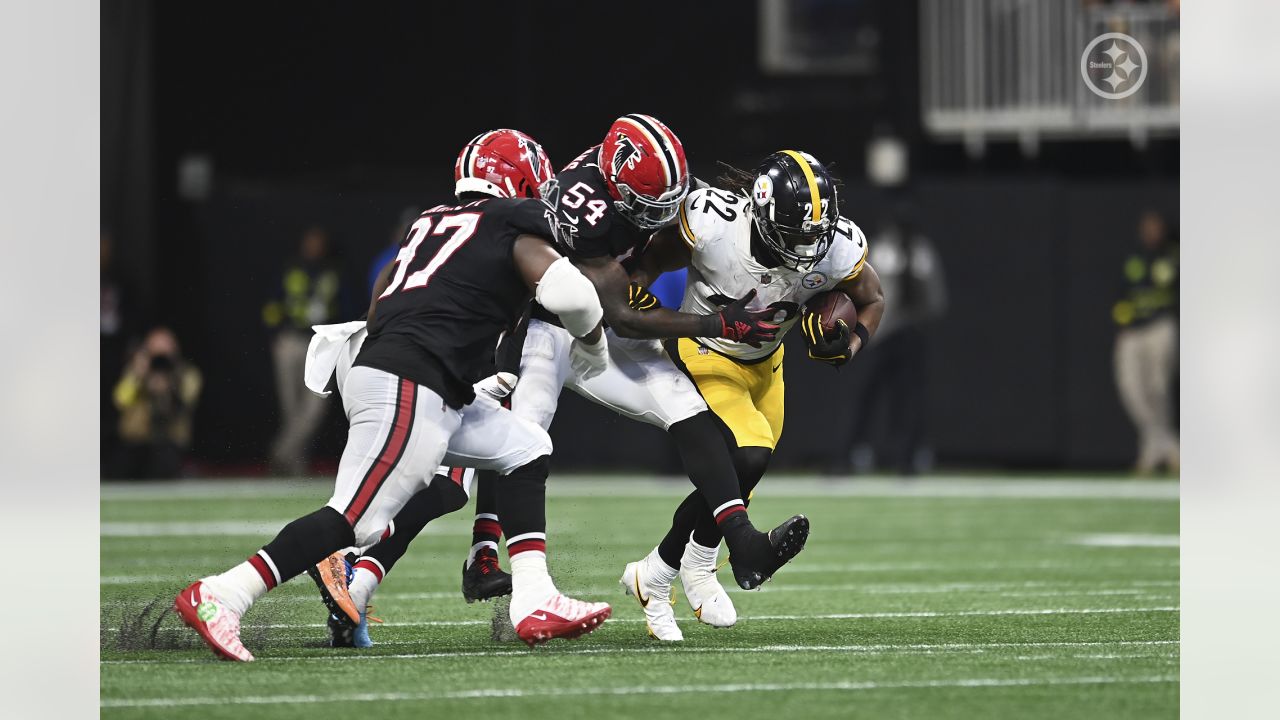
[619,150,885,640]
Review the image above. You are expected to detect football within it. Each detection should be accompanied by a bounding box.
[804,291,857,335]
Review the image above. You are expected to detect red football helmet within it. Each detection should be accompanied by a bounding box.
[454,129,555,200]
[600,114,690,230]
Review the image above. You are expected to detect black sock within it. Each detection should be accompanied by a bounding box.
[471,470,503,550]
[668,412,754,519]
[496,455,549,555]
[658,446,773,567]
[692,446,772,547]
[656,491,704,568]
[255,507,354,588]
[363,474,468,574]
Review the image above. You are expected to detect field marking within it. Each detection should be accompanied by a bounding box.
[101,521,468,538]
[104,606,1179,634]
[99,674,1178,707]
[101,476,1179,502]
[1070,534,1180,548]
[99,558,1179,586]
[101,639,1179,666]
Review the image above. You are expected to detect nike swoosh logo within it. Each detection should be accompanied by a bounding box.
[635,572,650,608]
[530,612,549,621]
[772,362,782,373]
[189,592,199,607]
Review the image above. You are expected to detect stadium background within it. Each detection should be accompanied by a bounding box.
[101,0,1179,475]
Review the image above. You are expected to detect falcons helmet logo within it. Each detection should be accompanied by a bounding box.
[610,133,643,177]
[519,137,544,179]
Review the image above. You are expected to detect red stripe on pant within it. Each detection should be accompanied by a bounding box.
[448,466,466,486]
[715,503,746,525]
[248,553,278,590]
[508,538,546,556]
[344,378,417,526]
[353,558,385,582]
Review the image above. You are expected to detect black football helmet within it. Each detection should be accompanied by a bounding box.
[746,150,839,270]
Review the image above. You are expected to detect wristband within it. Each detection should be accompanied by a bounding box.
[852,322,870,350]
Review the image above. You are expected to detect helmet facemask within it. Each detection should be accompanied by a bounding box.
[614,177,689,230]
[749,187,838,271]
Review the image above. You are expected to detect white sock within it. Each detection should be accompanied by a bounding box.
[681,536,720,570]
[645,546,679,583]
[508,552,557,620]
[348,567,380,613]
[202,561,268,617]
[466,540,498,569]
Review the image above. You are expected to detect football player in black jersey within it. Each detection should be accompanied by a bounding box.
[173,130,615,661]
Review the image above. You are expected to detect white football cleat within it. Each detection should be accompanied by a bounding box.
[680,541,737,628]
[620,553,683,642]
[173,580,254,662]
[512,592,611,647]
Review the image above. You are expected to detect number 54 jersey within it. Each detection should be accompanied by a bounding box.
[675,187,869,362]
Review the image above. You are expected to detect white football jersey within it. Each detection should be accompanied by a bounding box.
[676,187,869,361]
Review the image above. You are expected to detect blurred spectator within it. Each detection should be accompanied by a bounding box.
[262,226,343,475]
[368,207,420,299]
[101,230,135,474]
[1112,210,1179,474]
[112,328,203,478]
[841,202,947,476]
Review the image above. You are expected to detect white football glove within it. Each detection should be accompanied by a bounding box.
[473,372,518,401]
[569,334,609,381]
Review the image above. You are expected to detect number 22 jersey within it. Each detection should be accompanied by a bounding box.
[676,187,869,362]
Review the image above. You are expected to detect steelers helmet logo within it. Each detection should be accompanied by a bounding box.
[753,175,773,206]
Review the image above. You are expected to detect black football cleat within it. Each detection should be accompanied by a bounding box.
[731,514,810,590]
[327,612,357,648]
[462,548,513,603]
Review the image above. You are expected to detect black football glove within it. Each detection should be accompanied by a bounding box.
[714,289,779,348]
[801,311,852,367]
[627,282,661,311]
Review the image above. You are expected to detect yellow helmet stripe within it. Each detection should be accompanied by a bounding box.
[780,150,821,223]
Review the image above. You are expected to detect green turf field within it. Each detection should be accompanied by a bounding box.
[100,476,1179,719]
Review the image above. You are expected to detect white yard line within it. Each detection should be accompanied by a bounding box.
[101,520,468,538]
[100,639,1180,666]
[101,476,1179,502]
[104,606,1179,634]
[1070,534,1180,548]
[100,674,1178,707]
[99,558,1178,585]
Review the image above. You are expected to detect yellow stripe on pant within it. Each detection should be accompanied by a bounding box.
[673,338,785,450]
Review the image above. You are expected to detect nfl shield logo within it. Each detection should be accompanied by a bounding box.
[760,273,772,284]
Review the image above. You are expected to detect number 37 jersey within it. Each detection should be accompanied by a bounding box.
[675,187,869,362]
[356,197,558,408]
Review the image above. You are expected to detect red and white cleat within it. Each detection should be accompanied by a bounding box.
[513,593,611,647]
[173,581,254,662]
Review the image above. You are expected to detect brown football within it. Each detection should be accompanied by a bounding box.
[804,291,857,335]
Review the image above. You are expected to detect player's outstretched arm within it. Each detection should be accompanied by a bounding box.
[836,262,885,356]
[575,254,777,346]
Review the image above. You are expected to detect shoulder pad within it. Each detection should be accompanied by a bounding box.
[830,216,870,281]
[678,187,747,251]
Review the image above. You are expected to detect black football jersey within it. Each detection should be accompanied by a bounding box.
[550,146,651,263]
[355,197,558,408]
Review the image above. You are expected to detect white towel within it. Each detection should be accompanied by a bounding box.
[304,321,368,397]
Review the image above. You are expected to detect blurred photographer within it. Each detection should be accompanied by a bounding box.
[111,327,203,479]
